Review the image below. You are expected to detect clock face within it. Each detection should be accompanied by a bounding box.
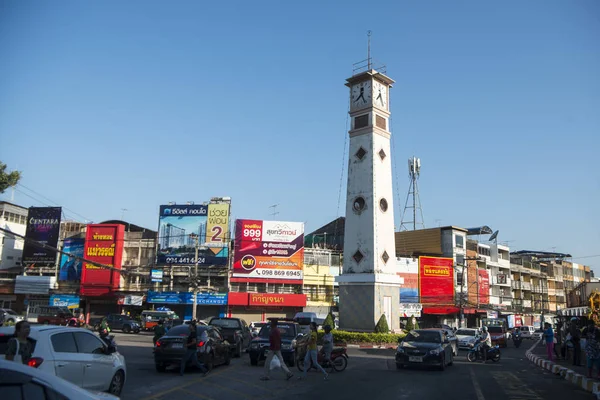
[351,81,372,109]
[374,81,388,109]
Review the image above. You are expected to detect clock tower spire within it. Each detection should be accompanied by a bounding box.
[336,48,401,332]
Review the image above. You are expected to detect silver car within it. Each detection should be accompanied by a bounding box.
[455,328,480,350]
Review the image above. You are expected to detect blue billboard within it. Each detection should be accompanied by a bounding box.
[156,204,228,266]
[146,291,227,305]
[59,238,85,281]
[49,294,80,309]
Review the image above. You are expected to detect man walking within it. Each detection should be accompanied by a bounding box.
[260,319,293,381]
[180,322,208,376]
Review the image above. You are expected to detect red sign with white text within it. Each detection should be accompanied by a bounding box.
[80,224,125,296]
[419,256,454,305]
[478,269,490,305]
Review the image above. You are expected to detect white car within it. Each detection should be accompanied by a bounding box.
[455,328,480,350]
[0,359,119,399]
[0,325,126,396]
[249,321,268,336]
[0,309,24,324]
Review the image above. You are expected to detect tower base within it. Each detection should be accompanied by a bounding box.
[337,274,401,332]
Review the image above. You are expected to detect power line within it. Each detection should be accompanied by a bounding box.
[17,183,92,222]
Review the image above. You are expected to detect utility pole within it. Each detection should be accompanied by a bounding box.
[191,233,199,321]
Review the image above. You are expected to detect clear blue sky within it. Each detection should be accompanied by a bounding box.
[1,1,598,270]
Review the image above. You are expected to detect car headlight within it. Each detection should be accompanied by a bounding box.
[397,346,405,353]
[429,349,441,355]
[469,343,474,347]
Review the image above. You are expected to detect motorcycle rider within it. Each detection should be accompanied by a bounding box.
[98,317,112,347]
[479,326,492,363]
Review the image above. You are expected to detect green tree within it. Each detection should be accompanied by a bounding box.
[323,312,335,329]
[374,314,389,333]
[405,318,414,332]
[414,318,420,330]
[0,162,21,194]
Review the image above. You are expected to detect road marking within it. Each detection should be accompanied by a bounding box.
[490,371,543,400]
[139,367,233,400]
[178,388,216,400]
[470,369,486,400]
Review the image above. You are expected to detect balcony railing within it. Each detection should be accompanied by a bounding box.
[521,282,532,291]
[512,281,521,289]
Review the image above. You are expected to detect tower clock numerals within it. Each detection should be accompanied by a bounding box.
[351,81,372,108]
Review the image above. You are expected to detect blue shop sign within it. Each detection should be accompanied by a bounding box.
[147,291,227,305]
[49,295,80,309]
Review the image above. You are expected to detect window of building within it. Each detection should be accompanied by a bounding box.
[456,255,465,266]
[456,272,463,286]
[455,235,464,249]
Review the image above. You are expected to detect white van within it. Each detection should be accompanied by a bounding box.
[518,325,536,339]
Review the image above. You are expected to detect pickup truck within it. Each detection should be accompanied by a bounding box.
[208,317,252,358]
[90,314,141,334]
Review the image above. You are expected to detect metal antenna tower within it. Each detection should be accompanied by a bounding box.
[400,157,425,231]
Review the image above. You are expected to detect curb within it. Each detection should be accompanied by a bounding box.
[526,339,600,398]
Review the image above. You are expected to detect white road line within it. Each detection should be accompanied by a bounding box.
[470,368,486,400]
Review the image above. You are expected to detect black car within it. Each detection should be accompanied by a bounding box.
[105,314,141,334]
[208,317,252,358]
[154,325,231,372]
[396,329,454,371]
[248,321,300,367]
[427,327,458,356]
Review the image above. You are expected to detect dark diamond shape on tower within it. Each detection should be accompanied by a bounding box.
[355,147,367,160]
[382,251,390,264]
[353,250,364,264]
[378,149,386,160]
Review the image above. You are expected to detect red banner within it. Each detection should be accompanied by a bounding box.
[227,293,306,307]
[478,269,490,305]
[80,224,125,296]
[419,256,454,305]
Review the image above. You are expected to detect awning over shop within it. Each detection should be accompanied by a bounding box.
[558,307,589,317]
[423,306,460,315]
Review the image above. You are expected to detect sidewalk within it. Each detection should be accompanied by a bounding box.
[526,339,600,398]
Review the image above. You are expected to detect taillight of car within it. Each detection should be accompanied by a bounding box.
[28,357,44,368]
[197,341,205,348]
[156,341,162,347]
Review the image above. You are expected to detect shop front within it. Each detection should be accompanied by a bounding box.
[146,291,227,321]
[227,292,307,322]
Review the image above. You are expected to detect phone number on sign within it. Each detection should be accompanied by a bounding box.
[255,269,302,278]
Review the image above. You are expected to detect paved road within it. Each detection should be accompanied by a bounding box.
[114,332,594,400]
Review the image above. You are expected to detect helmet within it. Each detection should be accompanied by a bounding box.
[571,317,578,321]
[482,326,488,332]
[324,325,332,332]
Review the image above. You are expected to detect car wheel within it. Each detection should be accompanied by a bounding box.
[439,355,446,371]
[123,325,131,334]
[205,353,215,371]
[448,353,454,366]
[235,342,242,358]
[155,363,166,372]
[250,355,258,366]
[108,370,125,396]
[224,351,231,366]
[134,329,140,334]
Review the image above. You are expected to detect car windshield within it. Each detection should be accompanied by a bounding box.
[167,325,208,336]
[456,330,476,336]
[253,323,267,329]
[488,327,503,333]
[405,331,441,343]
[259,324,296,338]
[210,319,242,329]
[4,310,17,315]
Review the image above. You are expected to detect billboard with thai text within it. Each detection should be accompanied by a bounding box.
[80,224,125,296]
[22,207,62,264]
[232,219,304,283]
[156,204,228,266]
[59,238,84,281]
[396,257,419,303]
[478,269,490,305]
[419,256,454,305]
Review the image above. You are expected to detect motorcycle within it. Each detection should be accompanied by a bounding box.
[100,334,118,352]
[295,336,348,373]
[513,332,523,348]
[467,342,501,363]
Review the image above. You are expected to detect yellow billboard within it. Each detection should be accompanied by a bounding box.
[206,203,230,246]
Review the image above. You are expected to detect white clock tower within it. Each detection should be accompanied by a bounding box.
[336,63,401,332]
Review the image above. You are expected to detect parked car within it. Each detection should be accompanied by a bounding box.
[140,310,179,331]
[154,325,231,372]
[0,359,119,400]
[248,320,300,367]
[0,309,24,325]
[396,329,454,371]
[455,328,480,350]
[208,317,252,358]
[0,325,127,396]
[35,306,74,325]
[249,321,268,337]
[104,314,141,334]
[426,328,458,356]
[532,329,544,340]
[518,325,536,339]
